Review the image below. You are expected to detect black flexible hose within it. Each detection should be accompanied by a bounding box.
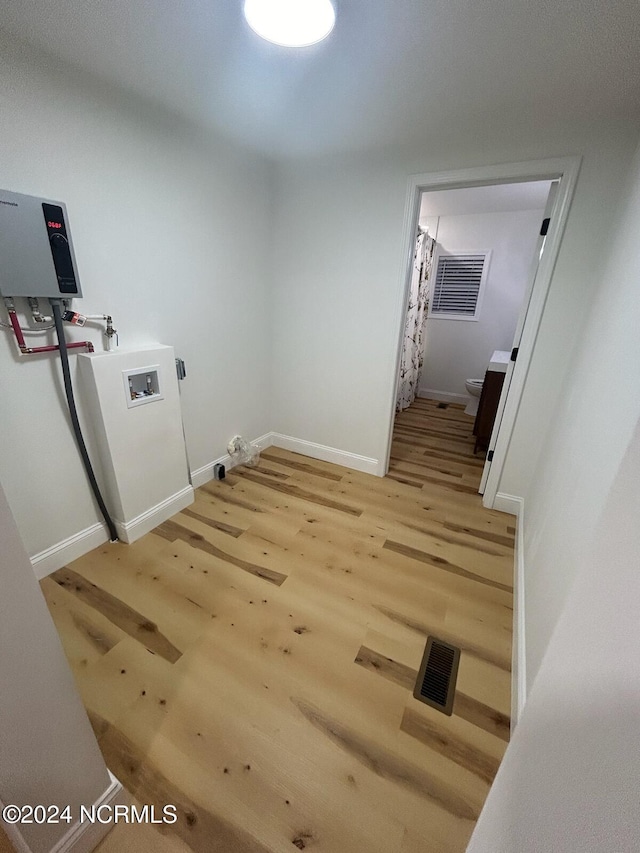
[51,302,119,542]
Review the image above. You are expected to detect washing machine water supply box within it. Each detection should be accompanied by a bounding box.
[77,345,193,542]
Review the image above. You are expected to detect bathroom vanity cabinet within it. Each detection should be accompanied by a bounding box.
[473,350,511,454]
[473,370,504,453]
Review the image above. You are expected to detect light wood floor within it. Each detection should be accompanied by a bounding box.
[41,397,514,853]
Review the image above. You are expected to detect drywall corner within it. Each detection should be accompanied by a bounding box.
[190,432,275,489]
[31,523,109,580]
[48,772,125,853]
[492,492,523,516]
[271,433,379,476]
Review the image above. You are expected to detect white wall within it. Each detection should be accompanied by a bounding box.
[467,417,640,853]
[0,478,114,853]
[468,140,640,851]
[270,118,638,477]
[0,33,273,559]
[419,210,542,398]
[516,133,640,690]
[2,30,640,720]
[453,137,640,849]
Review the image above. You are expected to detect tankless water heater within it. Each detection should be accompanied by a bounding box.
[0,189,82,299]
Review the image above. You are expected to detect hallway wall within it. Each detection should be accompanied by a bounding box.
[270,118,638,484]
[468,403,640,852]
[0,479,114,853]
[518,132,640,689]
[0,33,274,560]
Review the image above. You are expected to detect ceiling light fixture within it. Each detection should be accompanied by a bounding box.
[243,0,336,47]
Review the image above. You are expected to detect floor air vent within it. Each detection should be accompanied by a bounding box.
[413,637,460,715]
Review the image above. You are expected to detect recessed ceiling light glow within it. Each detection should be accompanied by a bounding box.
[243,0,336,47]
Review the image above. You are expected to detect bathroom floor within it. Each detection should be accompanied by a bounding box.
[41,397,513,853]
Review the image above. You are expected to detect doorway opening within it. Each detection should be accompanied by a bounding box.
[385,158,581,510]
[393,180,554,491]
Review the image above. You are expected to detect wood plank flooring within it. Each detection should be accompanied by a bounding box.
[41,397,513,853]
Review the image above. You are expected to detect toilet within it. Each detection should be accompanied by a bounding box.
[464,378,483,416]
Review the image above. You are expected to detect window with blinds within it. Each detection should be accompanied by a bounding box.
[429,253,488,319]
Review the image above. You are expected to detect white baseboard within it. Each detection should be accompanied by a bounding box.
[32,486,195,577]
[31,429,276,577]
[115,484,194,544]
[511,499,527,732]
[270,432,380,476]
[417,389,469,406]
[0,798,33,853]
[31,523,110,581]
[190,432,275,489]
[48,771,125,853]
[3,772,125,853]
[488,492,526,730]
[30,430,375,579]
[493,491,523,517]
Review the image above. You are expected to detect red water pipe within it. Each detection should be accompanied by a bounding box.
[7,308,94,355]
[8,308,26,347]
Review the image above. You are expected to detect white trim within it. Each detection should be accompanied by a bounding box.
[479,186,560,499]
[0,796,32,853]
[32,488,195,574]
[114,484,194,544]
[31,523,109,580]
[385,157,582,496]
[489,492,527,731]
[31,431,276,577]
[247,432,276,454]
[386,171,424,463]
[190,432,275,488]
[0,773,124,853]
[271,432,380,476]
[511,499,527,731]
[416,389,469,406]
[49,771,125,853]
[492,491,522,516]
[482,160,580,507]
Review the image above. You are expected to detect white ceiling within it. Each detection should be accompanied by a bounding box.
[420,181,553,219]
[1,0,639,159]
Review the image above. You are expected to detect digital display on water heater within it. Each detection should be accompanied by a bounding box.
[42,202,78,294]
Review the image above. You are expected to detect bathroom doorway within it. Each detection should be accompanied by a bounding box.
[386,158,580,509]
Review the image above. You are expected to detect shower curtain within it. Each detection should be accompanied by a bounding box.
[396,228,436,411]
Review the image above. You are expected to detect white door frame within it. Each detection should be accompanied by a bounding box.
[384,156,581,509]
[478,179,559,497]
